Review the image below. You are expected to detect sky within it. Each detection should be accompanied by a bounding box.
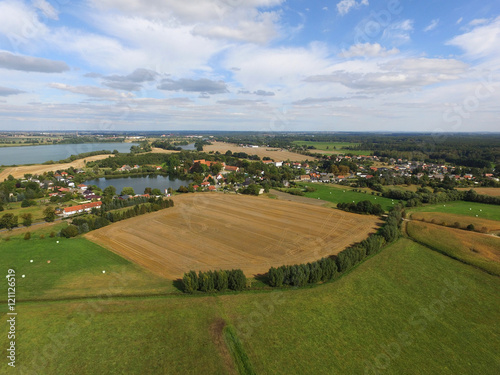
[0,0,499,132]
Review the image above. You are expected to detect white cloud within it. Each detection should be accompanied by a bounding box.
[382,19,414,45]
[341,43,399,58]
[456,17,463,25]
[0,1,49,43]
[447,16,500,63]
[424,19,439,32]
[336,0,369,16]
[469,18,490,27]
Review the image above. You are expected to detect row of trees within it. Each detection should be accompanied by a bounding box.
[60,198,174,237]
[266,204,404,288]
[182,269,246,293]
[337,200,384,215]
[268,257,338,287]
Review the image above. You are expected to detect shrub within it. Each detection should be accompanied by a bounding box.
[24,232,31,240]
[40,234,45,239]
[49,231,56,238]
[454,222,461,228]
[466,224,475,231]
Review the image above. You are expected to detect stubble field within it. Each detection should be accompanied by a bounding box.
[85,193,380,279]
[204,141,317,161]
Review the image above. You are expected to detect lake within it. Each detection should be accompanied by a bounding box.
[85,175,190,194]
[0,142,138,166]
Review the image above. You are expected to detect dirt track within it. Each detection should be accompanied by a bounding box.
[0,154,114,181]
[85,193,380,279]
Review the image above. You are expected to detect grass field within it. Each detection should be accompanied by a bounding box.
[410,212,500,233]
[86,193,380,278]
[3,238,500,374]
[296,182,397,211]
[406,220,500,276]
[408,201,500,221]
[0,236,174,301]
[291,141,371,155]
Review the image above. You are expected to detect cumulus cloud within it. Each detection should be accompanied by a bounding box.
[337,0,368,16]
[158,78,228,94]
[341,43,399,58]
[0,51,69,73]
[0,86,25,96]
[49,83,133,100]
[424,19,439,32]
[102,68,158,91]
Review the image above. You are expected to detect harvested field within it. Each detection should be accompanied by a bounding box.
[410,212,500,233]
[204,141,317,161]
[0,154,113,180]
[457,187,500,197]
[86,193,380,279]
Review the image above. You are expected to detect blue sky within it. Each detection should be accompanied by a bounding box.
[0,0,499,132]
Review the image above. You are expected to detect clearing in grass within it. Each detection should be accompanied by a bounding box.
[406,220,500,276]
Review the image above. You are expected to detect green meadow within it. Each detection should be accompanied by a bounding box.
[0,236,175,301]
[292,141,371,155]
[408,201,500,221]
[2,238,499,374]
[297,182,397,211]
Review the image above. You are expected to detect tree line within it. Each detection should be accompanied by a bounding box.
[337,200,384,215]
[182,269,246,293]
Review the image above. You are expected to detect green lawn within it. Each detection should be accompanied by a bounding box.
[2,238,499,374]
[292,141,371,155]
[0,236,175,300]
[408,201,500,221]
[3,298,229,375]
[220,239,500,374]
[297,182,397,211]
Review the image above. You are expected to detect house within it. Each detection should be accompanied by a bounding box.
[61,201,102,217]
[300,175,311,181]
[78,184,87,191]
[119,165,132,172]
[201,181,210,187]
[208,186,216,191]
[224,165,239,172]
[274,161,283,167]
